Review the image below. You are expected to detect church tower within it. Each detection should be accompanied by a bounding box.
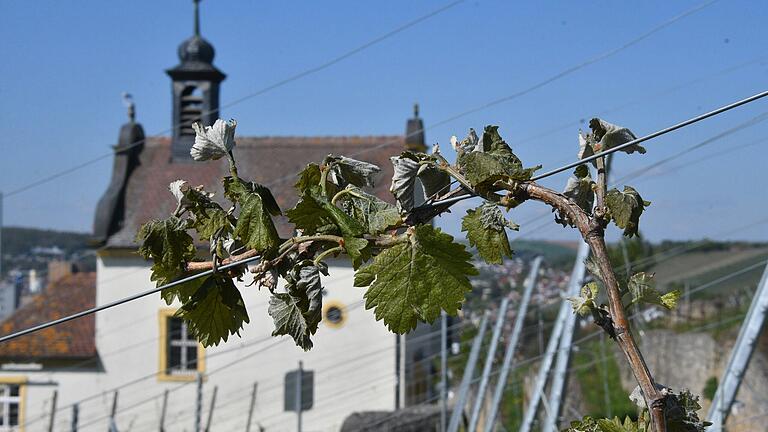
[166,0,226,161]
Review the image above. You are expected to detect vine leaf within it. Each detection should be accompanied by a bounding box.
[342,236,371,270]
[169,181,232,241]
[287,194,338,234]
[190,119,237,161]
[224,177,281,216]
[268,263,326,350]
[390,155,420,212]
[606,186,651,237]
[234,192,280,253]
[176,275,250,347]
[557,165,595,226]
[294,163,325,197]
[457,125,540,193]
[288,191,366,237]
[568,281,600,316]
[354,225,477,333]
[323,155,380,189]
[389,152,450,212]
[461,202,517,264]
[589,118,646,155]
[136,216,196,288]
[628,272,680,310]
[337,185,401,235]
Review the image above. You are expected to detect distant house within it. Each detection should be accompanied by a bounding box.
[0,5,447,431]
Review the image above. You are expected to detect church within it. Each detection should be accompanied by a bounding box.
[0,4,448,431]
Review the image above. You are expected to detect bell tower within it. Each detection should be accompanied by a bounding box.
[166,0,226,161]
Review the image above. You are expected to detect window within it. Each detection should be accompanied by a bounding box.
[158,310,205,381]
[0,377,25,431]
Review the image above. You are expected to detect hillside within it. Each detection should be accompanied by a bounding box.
[1,226,96,276]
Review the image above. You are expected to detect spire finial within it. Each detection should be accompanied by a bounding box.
[413,103,419,118]
[193,0,201,36]
[121,92,135,123]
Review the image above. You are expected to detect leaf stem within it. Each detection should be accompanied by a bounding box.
[313,246,343,266]
[227,151,239,180]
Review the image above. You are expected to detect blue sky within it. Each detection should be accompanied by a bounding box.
[1,0,766,243]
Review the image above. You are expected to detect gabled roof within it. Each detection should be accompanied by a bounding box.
[101,135,404,248]
[0,273,97,360]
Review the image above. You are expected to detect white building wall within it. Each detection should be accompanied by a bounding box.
[9,254,397,432]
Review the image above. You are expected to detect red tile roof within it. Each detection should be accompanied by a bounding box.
[0,273,97,360]
[104,135,404,247]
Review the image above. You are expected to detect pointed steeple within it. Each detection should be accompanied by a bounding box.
[405,103,426,153]
[166,0,226,162]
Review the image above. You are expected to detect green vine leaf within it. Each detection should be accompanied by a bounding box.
[606,186,651,237]
[461,202,517,264]
[287,193,365,237]
[234,192,280,253]
[343,236,372,270]
[268,263,326,350]
[354,225,477,333]
[286,194,338,234]
[337,185,402,235]
[176,275,250,347]
[169,181,232,241]
[294,163,325,196]
[628,272,680,310]
[136,216,196,288]
[568,281,600,316]
[224,177,282,217]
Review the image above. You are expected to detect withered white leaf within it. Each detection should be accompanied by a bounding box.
[190,119,237,161]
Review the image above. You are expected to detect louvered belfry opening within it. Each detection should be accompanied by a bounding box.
[179,85,203,138]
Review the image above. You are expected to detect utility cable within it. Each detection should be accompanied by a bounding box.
[3,0,714,199]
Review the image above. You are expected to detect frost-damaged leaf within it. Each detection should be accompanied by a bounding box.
[628,272,680,310]
[451,128,479,155]
[389,152,450,212]
[190,119,237,161]
[557,165,595,226]
[177,275,249,347]
[168,181,232,240]
[268,263,325,350]
[354,225,477,333]
[457,125,540,193]
[461,202,517,264]
[568,281,600,316]
[606,186,651,237]
[389,155,419,212]
[337,185,401,235]
[589,118,646,155]
[417,162,450,201]
[578,130,598,166]
[234,192,280,253]
[323,155,380,188]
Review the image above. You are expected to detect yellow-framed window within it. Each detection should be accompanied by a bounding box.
[0,376,26,432]
[158,309,205,382]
